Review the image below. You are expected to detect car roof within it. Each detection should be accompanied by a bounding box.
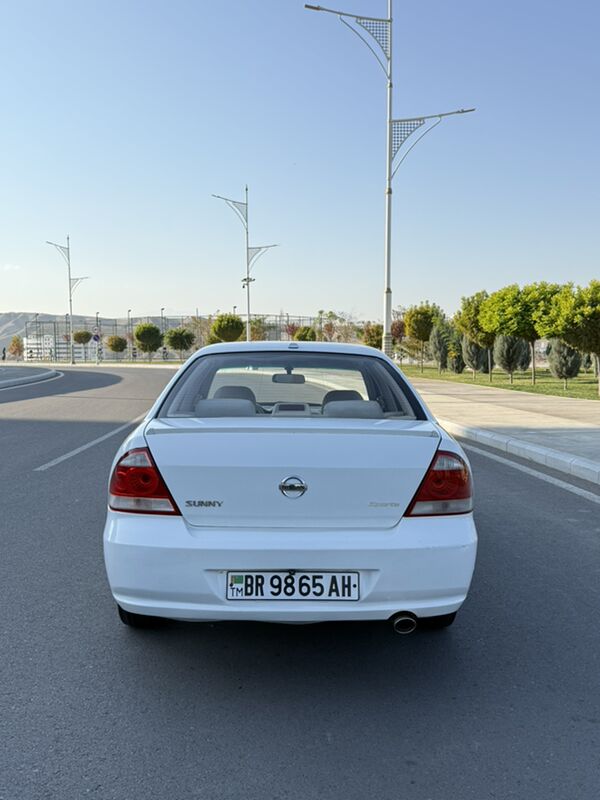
[192,341,392,360]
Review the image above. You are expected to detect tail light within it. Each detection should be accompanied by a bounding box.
[406,450,473,517]
[109,448,180,515]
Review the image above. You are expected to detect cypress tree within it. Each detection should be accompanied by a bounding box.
[547,339,582,389]
[493,335,529,384]
[429,324,449,373]
[461,336,486,380]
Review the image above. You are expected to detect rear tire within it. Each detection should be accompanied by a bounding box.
[420,612,457,630]
[117,604,163,629]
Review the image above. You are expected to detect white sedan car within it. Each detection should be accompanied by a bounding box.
[104,341,477,634]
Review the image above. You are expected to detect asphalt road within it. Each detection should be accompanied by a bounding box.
[1,367,599,800]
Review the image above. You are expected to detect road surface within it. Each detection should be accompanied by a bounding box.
[1,367,599,799]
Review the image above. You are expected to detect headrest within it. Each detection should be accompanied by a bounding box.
[194,399,256,417]
[322,400,383,419]
[322,389,363,405]
[214,385,257,403]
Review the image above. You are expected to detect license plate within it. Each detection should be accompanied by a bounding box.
[226,571,360,601]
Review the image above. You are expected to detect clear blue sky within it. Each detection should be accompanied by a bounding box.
[1,0,598,321]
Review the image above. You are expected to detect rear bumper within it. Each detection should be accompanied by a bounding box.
[103,513,477,622]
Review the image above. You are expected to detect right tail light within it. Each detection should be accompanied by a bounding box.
[406,450,473,517]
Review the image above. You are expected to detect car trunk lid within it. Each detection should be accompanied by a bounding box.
[144,417,440,530]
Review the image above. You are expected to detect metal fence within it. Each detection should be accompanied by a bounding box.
[22,314,331,362]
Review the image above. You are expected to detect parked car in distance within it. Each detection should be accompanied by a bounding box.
[103,341,477,634]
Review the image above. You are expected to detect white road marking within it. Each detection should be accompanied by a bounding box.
[34,413,146,472]
[464,444,600,506]
[0,371,64,392]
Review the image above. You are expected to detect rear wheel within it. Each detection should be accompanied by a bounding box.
[117,604,163,629]
[420,612,457,630]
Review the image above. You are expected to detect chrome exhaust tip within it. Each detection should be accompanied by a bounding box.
[391,613,418,635]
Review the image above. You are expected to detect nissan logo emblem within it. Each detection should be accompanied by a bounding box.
[279,476,307,498]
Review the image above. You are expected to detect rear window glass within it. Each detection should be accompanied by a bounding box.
[159,351,423,419]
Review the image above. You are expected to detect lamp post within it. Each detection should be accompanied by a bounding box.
[127,309,132,360]
[305,3,474,356]
[160,307,165,334]
[213,187,278,341]
[46,236,89,364]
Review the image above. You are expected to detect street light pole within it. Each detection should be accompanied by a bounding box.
[160,307,165,334]
[46,236,88,364]
[305,3,474,356]
[383,0,393,357]
[127,309,132,360]
[213,187,278,342]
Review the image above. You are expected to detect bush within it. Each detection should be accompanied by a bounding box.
[73,330,92,345]
[210,314,244,342]
[250,317,268,341]
[548,339,582,389]
[106,335,127,354]
[134,323,163,359]
[493,335,529,383]
[294,326,317,341]
[164,328,195,358]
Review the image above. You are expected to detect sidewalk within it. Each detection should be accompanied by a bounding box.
[412,378,600,484]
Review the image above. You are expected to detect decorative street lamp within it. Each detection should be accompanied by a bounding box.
[213,187,278,341]
[46,236,89,364]
[305,2,474,356]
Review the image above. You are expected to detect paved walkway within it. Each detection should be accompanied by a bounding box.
[412,378,600,483]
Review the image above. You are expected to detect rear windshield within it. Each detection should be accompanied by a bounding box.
[159,352,423,420]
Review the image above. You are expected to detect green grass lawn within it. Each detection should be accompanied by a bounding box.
[401,364,600,401]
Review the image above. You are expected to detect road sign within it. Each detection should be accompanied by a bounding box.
[92,334,100,342]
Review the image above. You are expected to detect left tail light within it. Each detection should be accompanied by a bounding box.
[109,447,180,515]
[406,450,473,517]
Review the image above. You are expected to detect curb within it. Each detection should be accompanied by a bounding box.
[439,418,600,486]
[0,369,60,390]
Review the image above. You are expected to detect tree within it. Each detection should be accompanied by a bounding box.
[538,281,600,395]
[461,336,486,379]
[454,291,495,381]
[134,323,163,360]
[284,321,299,340]
[547,339,582,389]
[391,313,405,360]
[480,282,561,385]
[106,335,127,354]
[250,317,268,341]
[73,330,92,345]
[210,313,244,343]
[294,325,317,341]
[493,335,529,384]
[404,303,443,372]
[361,323,383,350]
[8,334,23,359]
[447,328,465,374]
[72,330,92,361]
[165,328,196,359]
[429,323,449,373]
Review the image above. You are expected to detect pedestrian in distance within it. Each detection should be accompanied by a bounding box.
[1,347,5,361]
